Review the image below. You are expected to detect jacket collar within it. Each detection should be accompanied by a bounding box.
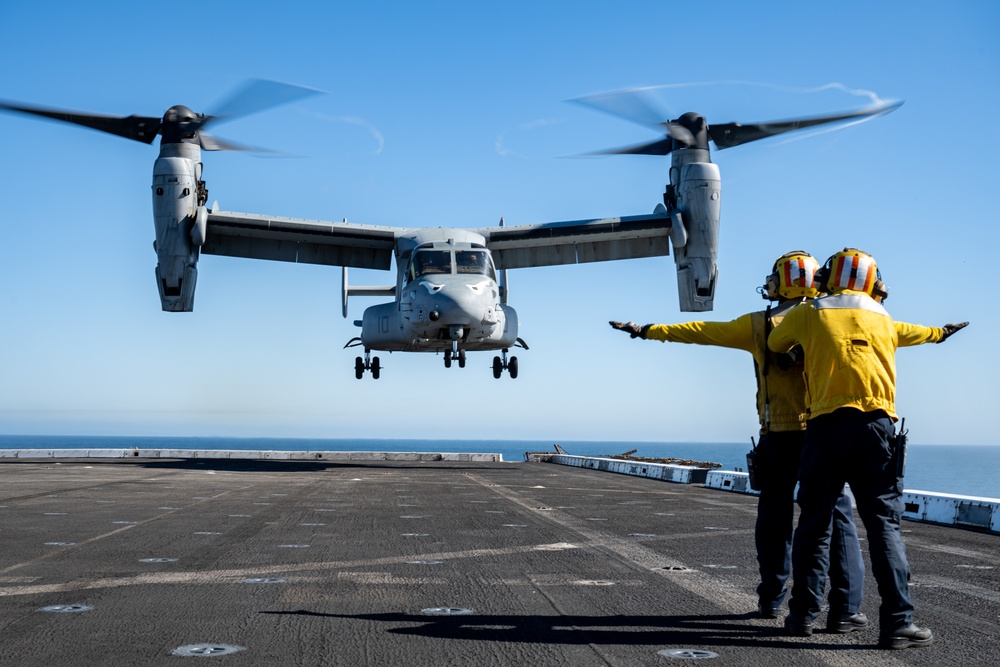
[815,291,889,316]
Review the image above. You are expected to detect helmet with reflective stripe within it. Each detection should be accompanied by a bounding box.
[818,248,889,300]
[762,250,820,300]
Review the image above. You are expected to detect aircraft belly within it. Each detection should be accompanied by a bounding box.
[360,302,518,353]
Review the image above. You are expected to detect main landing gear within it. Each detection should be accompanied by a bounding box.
[493,338,528,379]
[354,349,381,380]
[492,349,518,379]
[345,336,381,380]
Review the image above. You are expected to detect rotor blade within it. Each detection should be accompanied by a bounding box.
[708,100,904,150]
[197,131,285,154]
[0,100,161,143]
[569,87,671,132]
[588,137,675,157]
[198,131,255,152]
[205,79,326,127]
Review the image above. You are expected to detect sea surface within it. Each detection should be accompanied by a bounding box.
[1,435,997,500]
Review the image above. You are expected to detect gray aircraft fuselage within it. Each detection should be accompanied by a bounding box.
[356,229,519,354]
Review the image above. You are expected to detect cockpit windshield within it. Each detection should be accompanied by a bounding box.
[408,250,452,281]
[407,248,497,282]
[455,249,496,280]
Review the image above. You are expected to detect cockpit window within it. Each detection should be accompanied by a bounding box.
[408,250,453,281]
[455,249,496,280]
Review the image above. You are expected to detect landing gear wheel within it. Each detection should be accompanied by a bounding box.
[354,349,381,379]
[458,350,466,368]
[444,354,452,369]
[492,349,520,378]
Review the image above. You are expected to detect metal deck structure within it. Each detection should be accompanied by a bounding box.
[1,454,997,665]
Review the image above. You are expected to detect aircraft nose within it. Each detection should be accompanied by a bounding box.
[434,289,479,323]
[423,283,493,328]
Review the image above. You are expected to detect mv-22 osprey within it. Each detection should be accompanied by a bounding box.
[1,81,900,379]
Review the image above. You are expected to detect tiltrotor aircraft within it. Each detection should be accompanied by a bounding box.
[1,81,900,379]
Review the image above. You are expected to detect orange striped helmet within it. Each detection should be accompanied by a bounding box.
[763,251,820,300]
[820,248,888,300]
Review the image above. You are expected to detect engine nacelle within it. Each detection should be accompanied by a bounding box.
[152,143,204,312]
[671,161,720,312]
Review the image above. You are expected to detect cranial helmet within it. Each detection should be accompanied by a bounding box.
[763,251,820,300]
[818,248,889,301]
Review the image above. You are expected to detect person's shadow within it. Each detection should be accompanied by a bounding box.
[260,610,864,650]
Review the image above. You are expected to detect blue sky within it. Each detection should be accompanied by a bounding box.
[1,1,996,445]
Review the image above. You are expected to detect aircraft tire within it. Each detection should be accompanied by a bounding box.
[444,354,452,369]
[355,357,364,380]
[458,350,466,368]
[492,356,503,379]
[509,356,519,379]
[371,356,381,380]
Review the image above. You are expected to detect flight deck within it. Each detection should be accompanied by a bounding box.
[1,455,997,666]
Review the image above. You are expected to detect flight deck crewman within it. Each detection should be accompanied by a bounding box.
[767,247,968,649]
[610,250,866,629]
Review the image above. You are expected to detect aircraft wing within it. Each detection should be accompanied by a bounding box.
[204,210,398,270]
[475,210,672,269]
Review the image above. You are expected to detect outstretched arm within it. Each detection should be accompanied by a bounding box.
[896,320,969,346]
[612,315,754,351]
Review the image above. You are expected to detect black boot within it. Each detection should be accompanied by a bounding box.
[878,624,933,650]
[826,611,868,634]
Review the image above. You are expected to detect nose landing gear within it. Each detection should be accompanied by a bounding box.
[443,326,467,369]
[443,342,467,369]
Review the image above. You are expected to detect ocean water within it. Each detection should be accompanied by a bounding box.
[0,435,997,500]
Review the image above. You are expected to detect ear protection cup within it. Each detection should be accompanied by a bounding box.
[872,277,889,302]
[815,263,830,293]
[762,272,781,300]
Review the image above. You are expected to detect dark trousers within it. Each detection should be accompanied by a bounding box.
[754,430,864,614]
[790,408,913,633]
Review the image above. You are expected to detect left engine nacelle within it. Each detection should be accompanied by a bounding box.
[151,144,205,312]
[672,161,721,312]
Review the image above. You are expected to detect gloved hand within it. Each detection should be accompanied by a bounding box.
[939,321,969,342]
[609,321,649,339]
[775,345,803,370]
